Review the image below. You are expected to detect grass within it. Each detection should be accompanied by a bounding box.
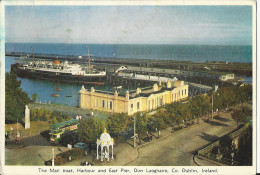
[29,103,110,121]
[5,121,50,136]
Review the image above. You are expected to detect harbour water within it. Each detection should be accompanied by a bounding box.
[5,43,253,106]
[5,57,114,107]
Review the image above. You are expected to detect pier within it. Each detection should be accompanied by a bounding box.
[6,52,252,76]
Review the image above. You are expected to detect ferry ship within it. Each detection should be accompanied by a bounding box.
[11,48,106,84]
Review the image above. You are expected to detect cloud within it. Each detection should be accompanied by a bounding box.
[6,6,252,45]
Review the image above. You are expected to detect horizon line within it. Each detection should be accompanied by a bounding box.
[5,42,253,46]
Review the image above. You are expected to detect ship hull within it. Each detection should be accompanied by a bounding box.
[11,64,107,84]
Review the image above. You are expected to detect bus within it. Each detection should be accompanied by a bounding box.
[49,119,79,143]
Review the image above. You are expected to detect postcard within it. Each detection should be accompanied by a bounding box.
[0,0,257,175]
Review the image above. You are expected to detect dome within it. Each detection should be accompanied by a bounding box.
[99,128,112,146]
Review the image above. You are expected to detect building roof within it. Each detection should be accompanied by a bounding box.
[50,119,79,130]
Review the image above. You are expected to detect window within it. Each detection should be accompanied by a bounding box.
[182,90,183,96]
[131,104,133,111]
[185,89,187,96]
[102,100,105,108]
[160,98,163,106]
[110,101,113,110]
[137,102,140,110]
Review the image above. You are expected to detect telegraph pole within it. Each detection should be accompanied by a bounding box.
[211,94,214,119]
[134,115,136,148]
[52,148,55,166]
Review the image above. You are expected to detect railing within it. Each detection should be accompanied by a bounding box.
[199,153,239,166]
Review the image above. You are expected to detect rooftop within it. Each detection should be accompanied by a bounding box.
[49,119,79,130]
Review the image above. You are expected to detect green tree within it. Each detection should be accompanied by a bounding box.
[106,113,130,137]
[153,109,167,138]
[135,112,149,144]
[51,117,58,124]
[241,106,252,118]
[219,135,233,159]
[31,93,39,103]
[5,71,30,123]
[231,109,246,127]
[190,96,204,124]
[78,117,106,144]
[219,87,235,109]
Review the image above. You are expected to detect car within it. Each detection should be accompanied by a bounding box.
[119,131,129,137]
[74,142,88,150]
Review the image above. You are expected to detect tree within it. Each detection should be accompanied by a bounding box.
[78,117,106,144]
[231,109,246,127]
[190,96,204,124]
[31,93,39,103]
[219,135,232,159]
[135,112,149,144]
[220,87,235,109]
[238,86,247,107]
[236,127,252,165]
[5,71,30,123]
[106,113,130,137]
[153,110,167,138]
[60,131,79,147]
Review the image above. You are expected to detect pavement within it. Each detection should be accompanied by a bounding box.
[5,109,237,166]
[125,110,237,166]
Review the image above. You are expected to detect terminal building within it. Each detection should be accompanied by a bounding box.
[79,80,189,115]
[125,66,235,81]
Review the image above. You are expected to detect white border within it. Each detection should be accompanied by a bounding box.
[0,1,257,175]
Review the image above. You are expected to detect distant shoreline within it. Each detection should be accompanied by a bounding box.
[5,42,253,47]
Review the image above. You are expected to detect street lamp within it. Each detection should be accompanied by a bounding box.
[86,46,91,73]
[231,152,234,165]
[52,148,55,166]
[133,115,136,148]
[211,94,214,119]
[211,93,219,119]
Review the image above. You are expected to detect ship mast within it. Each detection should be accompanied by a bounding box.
[87,46,91,73]
[31,46,34,59]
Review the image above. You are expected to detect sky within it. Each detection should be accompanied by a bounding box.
[5,6,252,45]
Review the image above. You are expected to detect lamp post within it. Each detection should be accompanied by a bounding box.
[211,93,219,119]
[86,46,91,73]
[133,115,136,148]
[52,148,55,166]
[231,152,234,165]
[211,94,214,119]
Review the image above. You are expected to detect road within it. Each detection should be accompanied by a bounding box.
[5,109,237,166]
[126,110,237,166]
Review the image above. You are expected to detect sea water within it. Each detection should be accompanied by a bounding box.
[5,43,252,106]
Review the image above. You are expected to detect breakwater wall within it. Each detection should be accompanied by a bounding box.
[6,52,252,76]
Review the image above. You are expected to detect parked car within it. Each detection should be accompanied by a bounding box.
[80,161,93,166]
[74,142,88,150]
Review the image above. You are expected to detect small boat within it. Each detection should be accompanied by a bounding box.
[66,95,72,97]
[56,80,62,91]
[51,83,59,97]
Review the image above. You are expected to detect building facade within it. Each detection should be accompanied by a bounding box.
[79,80,189,115]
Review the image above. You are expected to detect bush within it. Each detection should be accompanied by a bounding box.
[59,131,79,147]
[45,148,84,166]
[211,146,218,155]
[30,108,71,123]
